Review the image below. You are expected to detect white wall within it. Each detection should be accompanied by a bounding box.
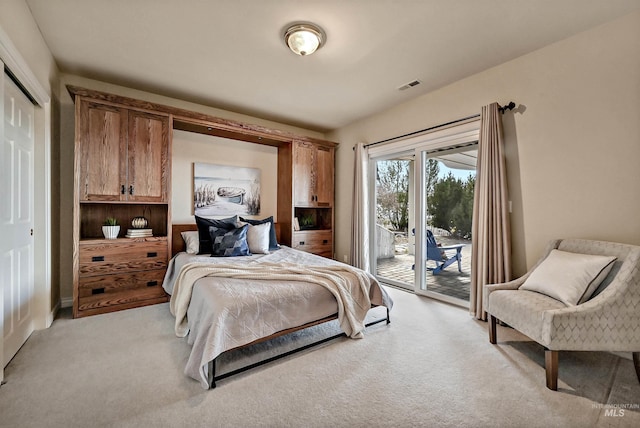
[328,11,640,276]
[0,0,57,95]
[171,130,278,223]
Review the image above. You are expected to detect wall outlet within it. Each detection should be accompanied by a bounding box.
[343,255,349,263]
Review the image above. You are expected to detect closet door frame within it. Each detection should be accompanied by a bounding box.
[0,29,53,384]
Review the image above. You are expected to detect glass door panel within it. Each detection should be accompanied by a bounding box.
[415,146,476,306]
[372,156,415,290]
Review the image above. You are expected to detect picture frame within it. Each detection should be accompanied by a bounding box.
[194,162,261,216]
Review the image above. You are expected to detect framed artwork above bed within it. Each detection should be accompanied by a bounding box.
[193,162,261,216]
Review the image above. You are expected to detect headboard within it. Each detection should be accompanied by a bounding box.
[171,223,282,257]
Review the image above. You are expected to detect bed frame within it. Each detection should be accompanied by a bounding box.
[171,223,391,388]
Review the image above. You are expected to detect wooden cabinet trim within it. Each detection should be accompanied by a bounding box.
[68,86,338,149]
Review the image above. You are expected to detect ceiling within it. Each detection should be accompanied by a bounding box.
[26,0,640,132]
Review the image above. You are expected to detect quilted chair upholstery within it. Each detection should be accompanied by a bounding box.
[484,238,640,390]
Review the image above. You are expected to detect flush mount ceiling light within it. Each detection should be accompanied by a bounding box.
[284,23,325,56]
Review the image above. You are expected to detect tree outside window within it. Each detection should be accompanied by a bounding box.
[377,158,474,239]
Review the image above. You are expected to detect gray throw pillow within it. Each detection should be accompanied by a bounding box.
[239,216,279,251]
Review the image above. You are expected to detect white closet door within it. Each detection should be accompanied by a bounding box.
[1,70,35,369]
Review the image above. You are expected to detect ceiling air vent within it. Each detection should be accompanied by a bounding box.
[398,79,421,91]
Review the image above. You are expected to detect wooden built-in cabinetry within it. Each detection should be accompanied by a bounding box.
[291,141,335,258]
[71,88,172,318]
[70,85,337,317]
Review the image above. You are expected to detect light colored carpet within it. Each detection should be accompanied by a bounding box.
[0,287,638,428]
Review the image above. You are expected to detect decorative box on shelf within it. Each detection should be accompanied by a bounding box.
[126,228,153,238]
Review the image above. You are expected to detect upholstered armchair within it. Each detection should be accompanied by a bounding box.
[484,238,640,390]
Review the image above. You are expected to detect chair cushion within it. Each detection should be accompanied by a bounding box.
[488,289,566,345]
[520,250,616,306]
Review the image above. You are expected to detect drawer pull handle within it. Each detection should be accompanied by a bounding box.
[323,240,328,244]
[91,256,105,262]
[121,185,125,194]
[92,288,105,295]
[129,185,134,195]
[299,241,305,245]
[147,281,158,287]
[147,252,157,258]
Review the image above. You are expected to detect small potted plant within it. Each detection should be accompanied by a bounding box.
[299,214,315,230]
[102,217,120,239]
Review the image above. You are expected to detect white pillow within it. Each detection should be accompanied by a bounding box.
[239,222,271,254]
[181,231,200,254]
[520,249,616,306]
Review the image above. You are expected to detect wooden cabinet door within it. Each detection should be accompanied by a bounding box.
[293,141,314,206]
[293,141,334,207]
[78,100,127,201]
[127,110,169,202]
[315,145,334,206]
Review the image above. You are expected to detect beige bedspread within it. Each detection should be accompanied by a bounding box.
[162,246,393,389]
[172,262,373,339]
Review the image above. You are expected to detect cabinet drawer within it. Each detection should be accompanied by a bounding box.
[77,269,167,312]
[292,231,332,256]
[79,239,167,276]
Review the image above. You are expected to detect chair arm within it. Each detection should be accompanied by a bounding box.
[541,283,640,351]
[541,248,640,351]
[485,276,526,292]
[440,244,465,251]
[483,276,528,311]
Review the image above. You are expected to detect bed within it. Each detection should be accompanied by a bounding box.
[164,222,393,389]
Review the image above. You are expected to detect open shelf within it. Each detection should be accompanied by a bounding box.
[79,203,169,239]
[294,207,332,231]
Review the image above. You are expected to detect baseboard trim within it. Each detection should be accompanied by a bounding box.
[47,300,61,326]
[60,297,73,309]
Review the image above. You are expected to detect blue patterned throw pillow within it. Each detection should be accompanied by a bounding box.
[208,224,251,257]
[195,215,238,254]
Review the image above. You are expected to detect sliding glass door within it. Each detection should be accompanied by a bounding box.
[368,119,480,307]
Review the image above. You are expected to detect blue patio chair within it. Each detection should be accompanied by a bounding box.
[425,229,464,274]
[411,229,465,274]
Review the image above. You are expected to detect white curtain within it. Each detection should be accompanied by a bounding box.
[350,143,370,271]
[470,103,512,319]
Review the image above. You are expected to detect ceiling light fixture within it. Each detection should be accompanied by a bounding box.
[284,23,325,56]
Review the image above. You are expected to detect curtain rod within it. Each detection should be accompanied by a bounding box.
[358,101,516,150]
